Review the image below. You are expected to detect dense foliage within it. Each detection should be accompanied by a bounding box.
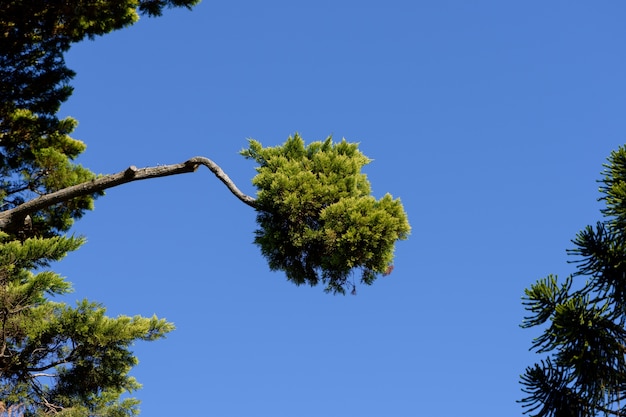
[0,1,197,415]
[0,233,174,416]
[520,146,626,417]
[242,134,410,294]
[0,0,198,238]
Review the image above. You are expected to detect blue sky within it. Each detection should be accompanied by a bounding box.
[53,1,626,416]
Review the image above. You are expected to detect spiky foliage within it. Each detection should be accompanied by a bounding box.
[520,145,626,417]
[241,134,411,294]
[0,232,174,416]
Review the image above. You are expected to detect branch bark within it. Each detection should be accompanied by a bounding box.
[0,157,257,232]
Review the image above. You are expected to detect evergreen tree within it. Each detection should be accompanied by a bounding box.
[0,233,174,416]
[0,1,195,415]
[1,1,411,415]
[520,146,626,417]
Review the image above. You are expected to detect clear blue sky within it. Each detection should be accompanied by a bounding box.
[54,1,626,416]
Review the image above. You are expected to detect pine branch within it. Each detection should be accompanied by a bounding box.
[0,157,257,232]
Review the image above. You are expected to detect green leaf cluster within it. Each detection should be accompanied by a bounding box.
[242,134,410,294]
[520,145,626,417]
[0,233,174,416]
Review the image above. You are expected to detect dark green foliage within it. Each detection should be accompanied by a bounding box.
[520,145,626,417]
[1,0,197,124]
[1,2,196,414]
[242,134,411,294]
[0,0,199,238]
[1,1,410,414]
[520,358,584,417]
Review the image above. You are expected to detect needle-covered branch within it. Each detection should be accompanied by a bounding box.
[520,145,626,417]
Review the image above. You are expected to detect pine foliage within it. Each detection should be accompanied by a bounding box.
[0,0,199,237]
[0,232,174,416]
[1,2,411,415]
[520,146,626,417]
[242,134,411,294]
[1,2,196,415]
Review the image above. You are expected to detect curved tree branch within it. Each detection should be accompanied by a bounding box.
[0,157,257,232]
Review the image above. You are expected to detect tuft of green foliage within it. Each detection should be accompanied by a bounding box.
[242,134,411,294]
[520,145,626,417]
[0,232,174,416]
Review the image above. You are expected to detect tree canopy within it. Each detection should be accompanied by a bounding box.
[520,146,626,417]
[0,1,411,415]
[0,1,191,415]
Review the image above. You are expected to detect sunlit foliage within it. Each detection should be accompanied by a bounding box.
[242,134,410,294]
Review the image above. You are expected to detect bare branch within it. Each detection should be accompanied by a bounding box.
[186,157,257,208]
[29,372,55,378]
[0,157,257,232]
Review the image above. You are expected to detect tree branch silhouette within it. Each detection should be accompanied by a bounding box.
[0,157,257,232]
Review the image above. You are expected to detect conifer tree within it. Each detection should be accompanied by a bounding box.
[520,146,626,417]
[1,2,200,415]
[1,1,410,415]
